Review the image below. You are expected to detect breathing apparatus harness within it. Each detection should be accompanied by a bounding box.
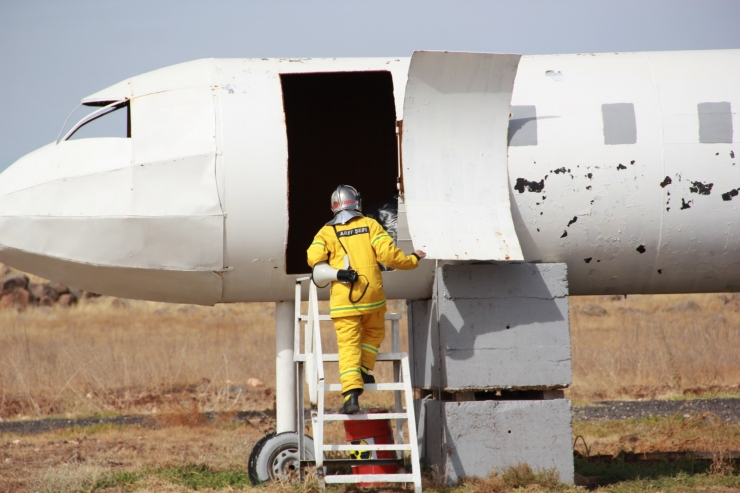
[331,225,370,304]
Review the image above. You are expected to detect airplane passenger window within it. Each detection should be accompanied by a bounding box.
[58,101,130,142]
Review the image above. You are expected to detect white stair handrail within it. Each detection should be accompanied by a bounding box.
[310,282,325,385]
[293,278,422,493]
[305,283,317,404]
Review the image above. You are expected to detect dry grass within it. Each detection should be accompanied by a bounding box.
[1,271,738,418]
[0,288,407,419]
[569,293,740,402]
[1,263,740,491]
[440,463,566,493]
[0,416,265,491]
[573,413,740,457]
[0,297,280,418]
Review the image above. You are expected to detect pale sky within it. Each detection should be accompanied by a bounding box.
[2,0,739,171]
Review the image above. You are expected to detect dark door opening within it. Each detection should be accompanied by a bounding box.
[282,71,399,274]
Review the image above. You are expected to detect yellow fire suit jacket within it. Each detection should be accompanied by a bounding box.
[307,216,419,318]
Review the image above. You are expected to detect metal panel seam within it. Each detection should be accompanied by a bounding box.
[0,154,217,198]
[645,52,667,279]
[206,58,226,300]
[0,214,224,218]
[0,244,221,272]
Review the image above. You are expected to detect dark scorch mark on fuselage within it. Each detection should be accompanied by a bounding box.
[636,245,646,254]
[514,178,545,194]
[567,216,578,227]
[722,188,739,201]
[660,176,672,188]
[617,164,627,170]
[689,181,713,195]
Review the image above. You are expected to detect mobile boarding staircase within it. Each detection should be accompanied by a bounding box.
[293,277,422,492]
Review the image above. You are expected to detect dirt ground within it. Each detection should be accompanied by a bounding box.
[0,418,264,492]
[1,262,739,491]
[1,405,739,492]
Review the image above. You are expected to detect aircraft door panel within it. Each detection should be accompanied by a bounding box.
[401,51,524,261]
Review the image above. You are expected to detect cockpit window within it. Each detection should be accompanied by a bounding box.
[58,100,130,143]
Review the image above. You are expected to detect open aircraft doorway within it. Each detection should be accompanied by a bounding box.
[280,71,399,275]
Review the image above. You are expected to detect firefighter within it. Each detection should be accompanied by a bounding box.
[307,185,426,414]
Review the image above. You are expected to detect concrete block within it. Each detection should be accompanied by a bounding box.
[409,262,571,390]
[422,399,574,484]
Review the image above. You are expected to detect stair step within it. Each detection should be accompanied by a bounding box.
[315,458,402,467]
[321,412,408,421]
[298,314,402,321]
[323,444,412,452]
[298,315,332,321]
[318,352,405,362]
[324,383,404,391]
[324,473,414,484]
[294,280,420,491]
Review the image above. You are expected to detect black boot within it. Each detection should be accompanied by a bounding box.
[339,389,362,414]
[361,367,376,384]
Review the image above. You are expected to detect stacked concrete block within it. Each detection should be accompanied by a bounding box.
[422,398,574,484]
[408,262,574,484]
[409,262,571,390]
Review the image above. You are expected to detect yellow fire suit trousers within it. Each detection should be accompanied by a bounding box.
[333,307,387,393]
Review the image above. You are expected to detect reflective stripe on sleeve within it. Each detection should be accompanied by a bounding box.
[340,368,361,377]
[310,241,325,248]
[371,234,392,245]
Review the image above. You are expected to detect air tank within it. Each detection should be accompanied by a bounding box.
[0,50,737,302]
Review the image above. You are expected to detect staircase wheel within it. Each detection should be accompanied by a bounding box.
[248,431,316,484]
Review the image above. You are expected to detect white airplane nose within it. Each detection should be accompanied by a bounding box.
[0,137,225,304]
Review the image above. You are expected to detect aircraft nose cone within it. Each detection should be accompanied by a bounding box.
[0,139,224,305]
[0,142,60,253]
[0,140,138,262]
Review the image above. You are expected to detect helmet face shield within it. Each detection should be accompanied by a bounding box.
[331,185,362,214]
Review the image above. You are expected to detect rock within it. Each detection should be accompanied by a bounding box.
[617,307,646,315]
[29,283,59,302]
[110,298,130,309]
[1,274,29,295]
[58,294,77,307]
[581,302,607,316]
[28,283,43,299]
[247,378,265,388]
[720,293,740,304]
[618,434,640,444]
[47,282,70,296]
[1,288,30,311]
[196,378,211,393]
[664,300,701,312]
[574,473,595,487]
[37,296,54,307]
[81,294,104,304]
[68,287,83,300]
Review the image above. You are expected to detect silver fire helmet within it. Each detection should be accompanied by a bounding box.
[327,185,363,226]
